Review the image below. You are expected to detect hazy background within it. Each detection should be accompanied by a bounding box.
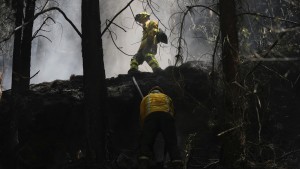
[2,0,215,90]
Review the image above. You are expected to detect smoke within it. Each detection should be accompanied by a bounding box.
[2,0,216,89]
[0,1,15,90]
[100,0,217,77]
[100,0,178,77]
[30,0,82,85]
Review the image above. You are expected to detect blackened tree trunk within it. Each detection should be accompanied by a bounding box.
[11,0,24,94]
[19,0,35,91]
[81,0,107,166]
[11,0,35,94]
[220,0,239,83]
[9,0,35,168]
[219,0,243,168]
[8,0,23,168]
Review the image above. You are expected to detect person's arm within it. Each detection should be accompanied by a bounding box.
[146,20,159,44]
[148,20,159,36]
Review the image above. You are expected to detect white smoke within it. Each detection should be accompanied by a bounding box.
[100,0,178,77]
[2,0,215,89]
[31,0,177,84]
[31,0,82,85]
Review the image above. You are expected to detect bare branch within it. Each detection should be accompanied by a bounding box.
[41,0,50,11]
[210,29,220,96]
[186,5,219,16]
[203,160,219,169]
[101,0,135,37]
[32,35,52,42]
[261,64,290,82]
[238,12,299,25]
[32,17,55,40]
[248,57,300,62]
[146,0,169,30]
[0,7,81,44]
[106,19,127,33]
[30,70,40,79]
[105,19,134,56]
[244,33,286,81]
[276,149,300,161]
[175,5,219,66]
[33,7,82,37]
[107,27,134,56]
[254,96,262,144]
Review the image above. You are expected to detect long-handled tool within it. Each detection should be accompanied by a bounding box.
[132,76,144,99]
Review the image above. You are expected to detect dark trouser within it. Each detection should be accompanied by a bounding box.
[139,112,181,161]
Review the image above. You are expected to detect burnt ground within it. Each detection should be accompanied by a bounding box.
[0,61,299,169]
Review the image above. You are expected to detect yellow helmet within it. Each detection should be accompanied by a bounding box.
[135,12,150,23]
[149,86,164,94]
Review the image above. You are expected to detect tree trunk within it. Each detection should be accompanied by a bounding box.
[219,0,243,168]
[81,0,107,166]
[219,0,239,83]
[19,0,35,91]
[11,0,24,94]
[11,0,35,94]
[8,0,23,168]
[9,1,35,168]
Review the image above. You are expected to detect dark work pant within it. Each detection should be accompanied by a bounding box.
[139,112,181,161]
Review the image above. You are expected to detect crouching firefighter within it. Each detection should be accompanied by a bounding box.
[138,86,183,169]
[128,12,168,74]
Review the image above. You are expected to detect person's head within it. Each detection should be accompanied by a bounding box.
[149,86,164,94]
[135,12,150,24]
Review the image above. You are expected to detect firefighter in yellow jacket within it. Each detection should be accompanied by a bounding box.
[128,12,166,74]
[138,86,182,169]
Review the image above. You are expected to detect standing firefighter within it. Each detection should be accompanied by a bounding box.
[138,86,183,169]
[128,12,167,74]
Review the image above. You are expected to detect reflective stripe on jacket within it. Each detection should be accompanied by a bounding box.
[140,92,174,126]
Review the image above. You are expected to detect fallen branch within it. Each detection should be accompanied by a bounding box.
[203,160,219,168]
[217,124,243,136]
[276,149,300,162]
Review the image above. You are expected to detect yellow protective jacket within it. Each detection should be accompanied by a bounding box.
[139,20,159,52]
[140,92,174,126]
